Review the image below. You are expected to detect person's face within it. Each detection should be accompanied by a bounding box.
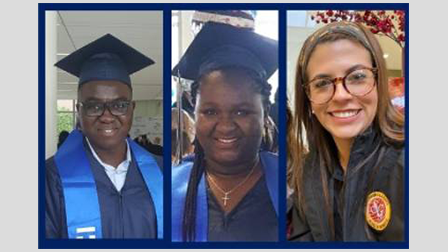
[195,72,265,168]
[306,39,378,143]
[77,80,135,152]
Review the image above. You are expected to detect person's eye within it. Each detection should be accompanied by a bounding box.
[235,110,249,116]
[113,102,128,109]
[347,71,368,82]
[312,79,332,89]
[202,109,217,116]
[86,103,102,111]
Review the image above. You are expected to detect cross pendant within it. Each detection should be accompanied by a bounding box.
[222,193,230,206]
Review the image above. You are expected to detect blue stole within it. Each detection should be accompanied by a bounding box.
[171,152,278,241]
[54,130,163,239]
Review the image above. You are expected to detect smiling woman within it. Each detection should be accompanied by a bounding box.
[194,70,265,170]
[307,40,379,168]
[287,21,405,242]
[171,16,279,242]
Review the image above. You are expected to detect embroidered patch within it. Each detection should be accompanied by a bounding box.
[365,191,391,231]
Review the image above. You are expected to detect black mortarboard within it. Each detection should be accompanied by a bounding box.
[172,22,278,81]
[55,34,154,87]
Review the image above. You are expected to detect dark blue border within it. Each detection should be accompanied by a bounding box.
[404,4,410,245]
[162,9,173,244]
[38,3,46,248]
[38,3,409,249]
[278,8,287,243]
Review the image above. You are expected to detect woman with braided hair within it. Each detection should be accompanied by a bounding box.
[171,22,279,242]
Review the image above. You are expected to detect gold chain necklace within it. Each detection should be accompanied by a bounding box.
[206,160,258,206]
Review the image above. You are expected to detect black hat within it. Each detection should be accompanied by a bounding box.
[172,22,278,81]
[55,34,154,87]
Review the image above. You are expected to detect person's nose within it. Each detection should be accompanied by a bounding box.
[98,105,116,123]
[331,78,352,102]
[216,113,237,133]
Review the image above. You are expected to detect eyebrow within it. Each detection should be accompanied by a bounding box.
[199,101,256,108]
[83,97,130,102]
[344,64,371,75]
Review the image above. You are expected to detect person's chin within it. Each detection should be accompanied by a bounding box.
[211,151,243,166]
[328,126,362,142]
[93,138,124,151]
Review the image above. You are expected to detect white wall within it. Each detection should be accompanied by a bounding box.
[130,100,164,144]
[46,12,58,159]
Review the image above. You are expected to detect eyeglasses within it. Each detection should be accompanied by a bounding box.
[304,67,377,105]
[78,100,132,117]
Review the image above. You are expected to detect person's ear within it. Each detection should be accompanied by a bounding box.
[75,103,82,130]
[264,104,271,121]
[127,101,136,116]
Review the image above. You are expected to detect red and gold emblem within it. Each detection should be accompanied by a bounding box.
[365,191,391,231]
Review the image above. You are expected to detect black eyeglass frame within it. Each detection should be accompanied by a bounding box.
[77,100,132,117]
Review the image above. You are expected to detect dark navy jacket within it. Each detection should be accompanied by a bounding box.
[288,128,405,241]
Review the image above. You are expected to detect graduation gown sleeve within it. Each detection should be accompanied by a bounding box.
[45,157,68,238]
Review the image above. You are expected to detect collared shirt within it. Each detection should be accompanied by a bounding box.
[86,137,131,192]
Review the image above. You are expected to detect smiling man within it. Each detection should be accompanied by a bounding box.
[45,34,163,239]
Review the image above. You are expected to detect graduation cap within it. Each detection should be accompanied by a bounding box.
[172,22,278,81]
[55,33,154,87]
[192,10,255,30]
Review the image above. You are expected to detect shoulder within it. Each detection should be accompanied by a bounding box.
[259,152,279,178]
[396,146,405,169]
[172,161,194,183]
[152,154,164,170]
[45,156,61,183]
[382,142,405,176]
[392,146,405,173]
[45,156,64,210]
[129,139,164,170]
[260,151,278,159]
[390,146,405,183]
[45,156,56,171]
[260,151,278,166]
[171,161,194,204]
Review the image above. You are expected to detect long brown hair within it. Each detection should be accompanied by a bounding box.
[287,21,404,237]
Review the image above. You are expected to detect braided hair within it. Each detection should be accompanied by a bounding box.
[182,66,274,241]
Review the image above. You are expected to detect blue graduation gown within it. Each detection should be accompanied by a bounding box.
[171,151,279,241]
[45,132,163,239]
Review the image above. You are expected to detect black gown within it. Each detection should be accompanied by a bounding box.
[45,140,158,239]
[207,175,278,241]
[288,127,405,241]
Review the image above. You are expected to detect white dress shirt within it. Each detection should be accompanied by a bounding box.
[86,138,131,192]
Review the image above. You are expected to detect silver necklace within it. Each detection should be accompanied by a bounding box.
[206,160,258,206]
